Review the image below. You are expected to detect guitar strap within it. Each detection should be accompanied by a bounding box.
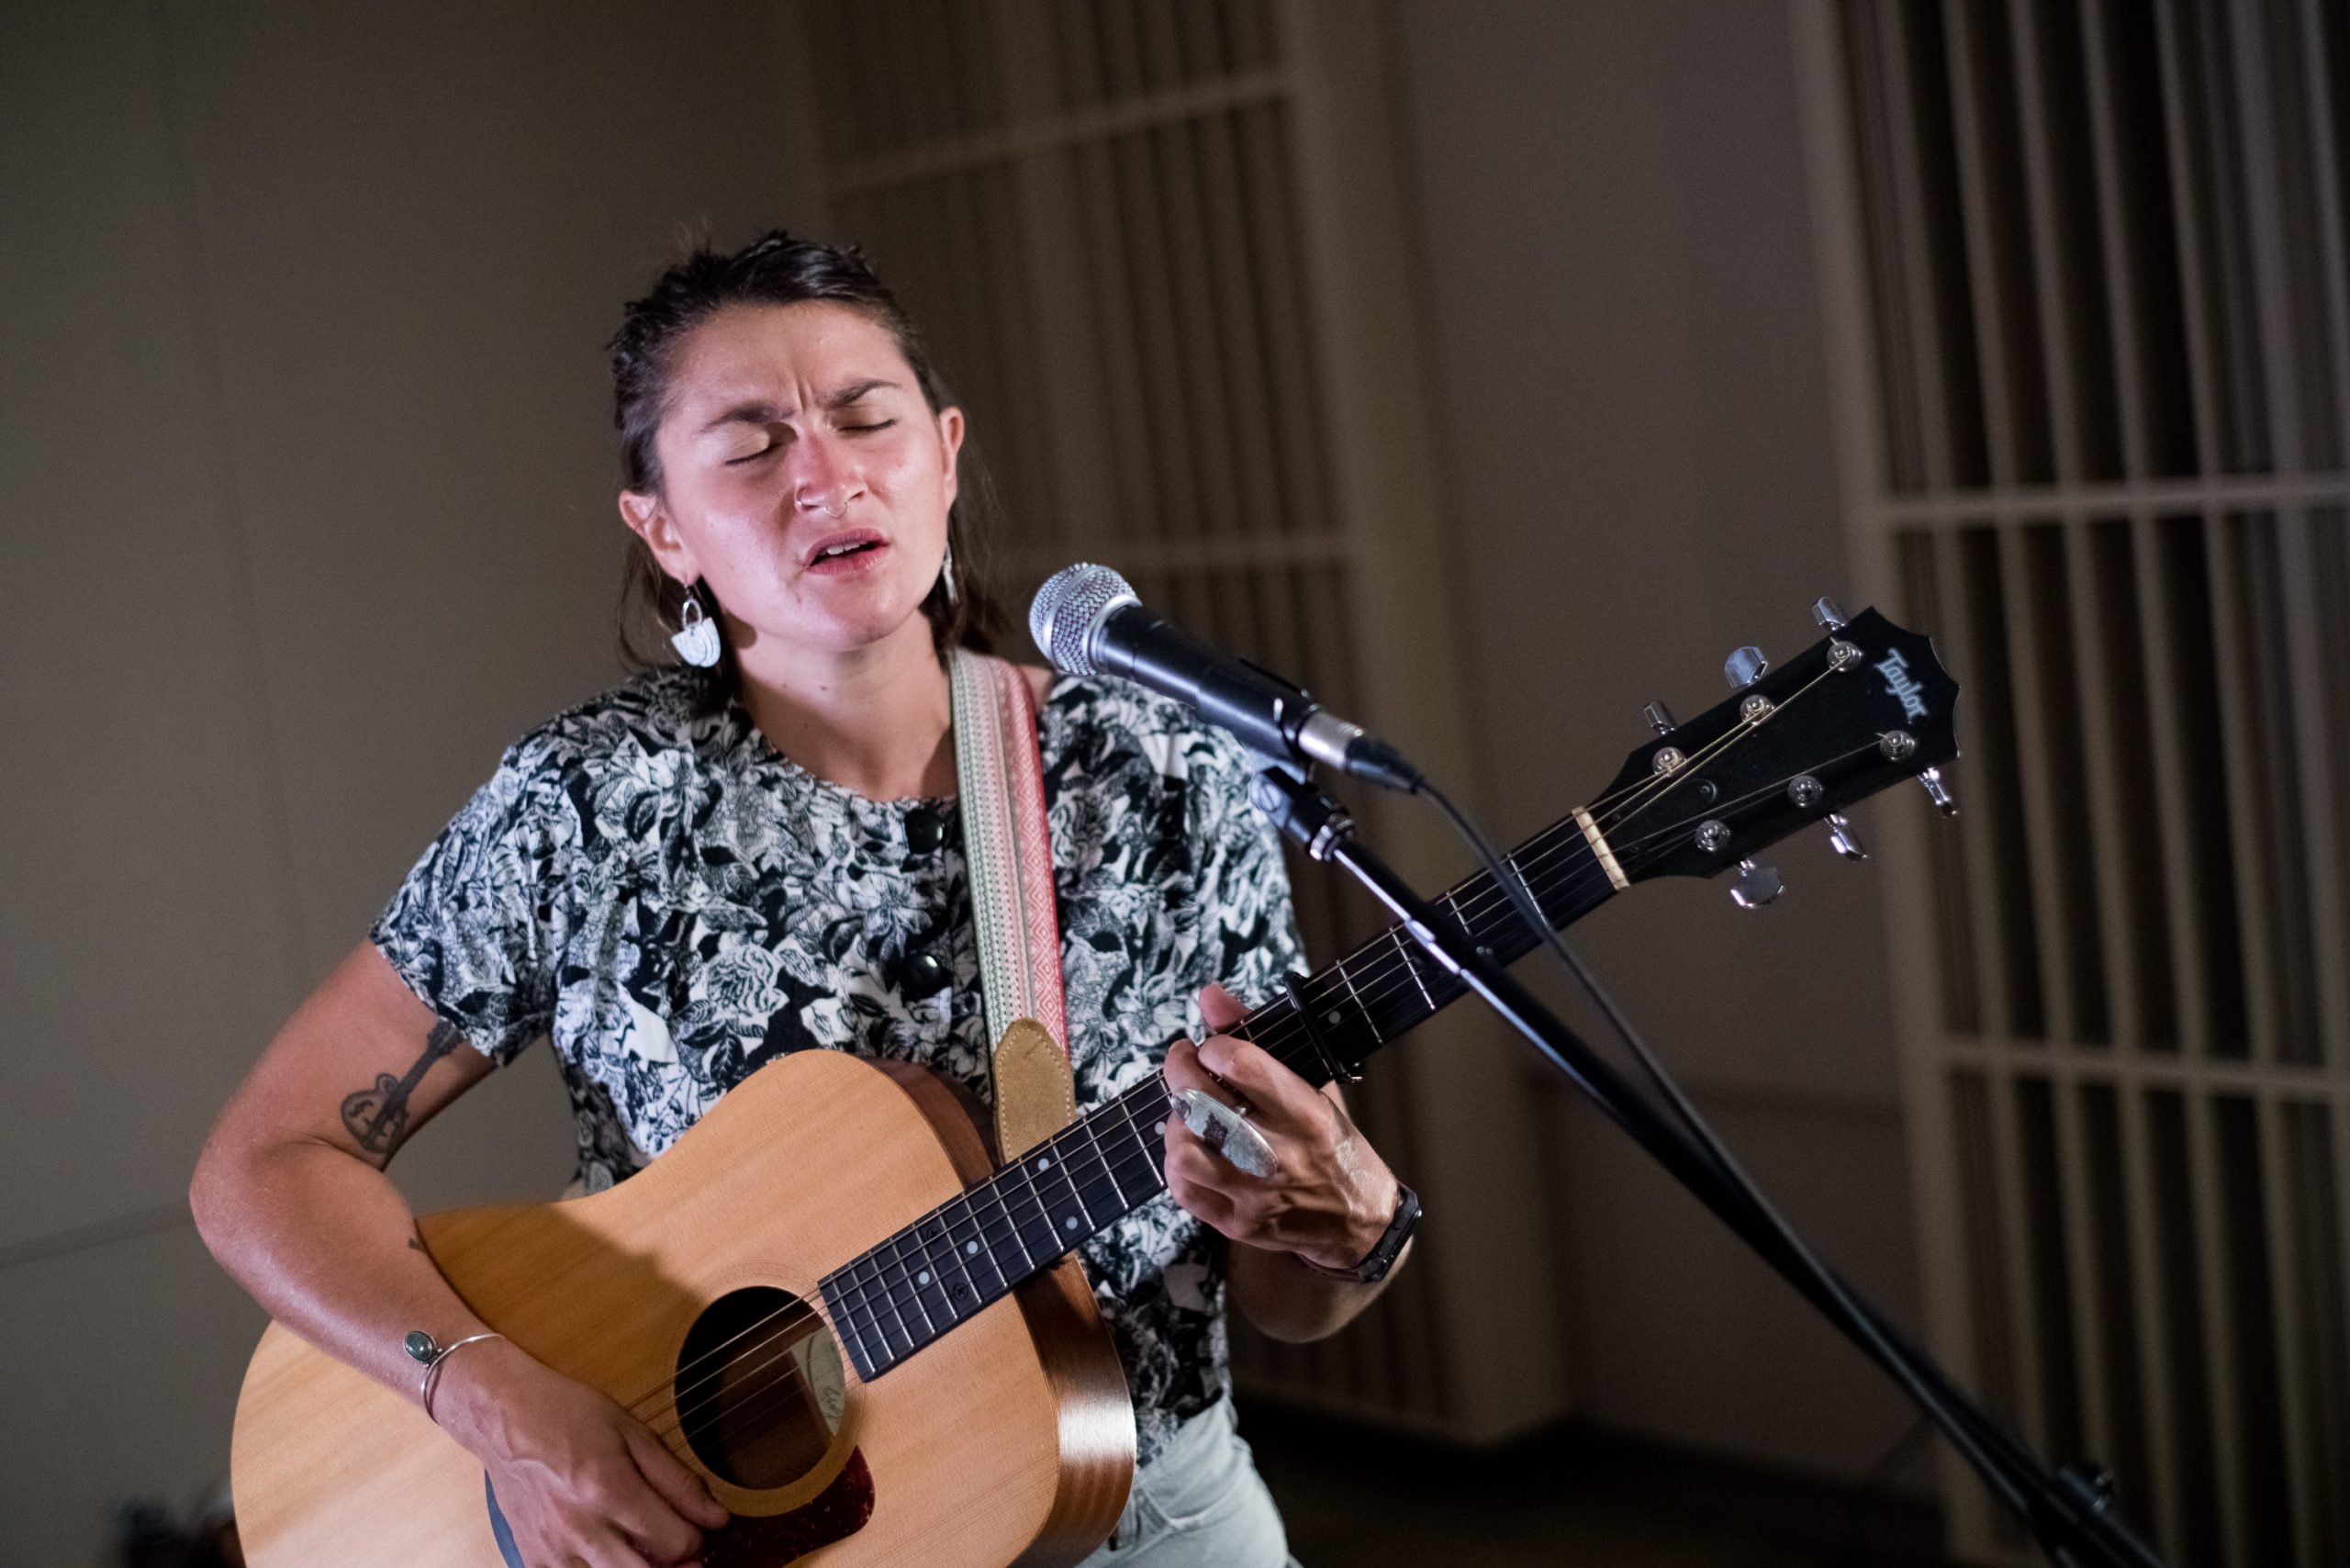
[948,647,1078,1162]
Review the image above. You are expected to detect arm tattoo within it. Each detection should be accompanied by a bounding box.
[341,1020,463,1160]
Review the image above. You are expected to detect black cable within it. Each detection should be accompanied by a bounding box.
[1406,781,2037,1521]
[1408,778,2152,1566]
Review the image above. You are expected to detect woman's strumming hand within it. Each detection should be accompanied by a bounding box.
[434,1337,731,1568]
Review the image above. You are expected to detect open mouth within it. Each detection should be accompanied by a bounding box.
[805,531,889,570]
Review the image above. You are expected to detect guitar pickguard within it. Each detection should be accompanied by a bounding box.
[705,1448,877,1566]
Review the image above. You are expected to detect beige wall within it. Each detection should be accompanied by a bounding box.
[1,4,1942,1562]
[1387,0,1932,1488]
[0,4,813,1562]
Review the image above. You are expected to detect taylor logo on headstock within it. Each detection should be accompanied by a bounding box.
[1581,600,1960,895]
[1874,648,1930,721]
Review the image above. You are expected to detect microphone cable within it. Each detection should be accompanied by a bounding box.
[1406,775,2121,1558]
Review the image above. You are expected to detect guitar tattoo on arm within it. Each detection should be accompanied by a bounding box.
[341,1020,463,1163]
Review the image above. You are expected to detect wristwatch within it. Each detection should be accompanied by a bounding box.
[1299,1182,1420,1285]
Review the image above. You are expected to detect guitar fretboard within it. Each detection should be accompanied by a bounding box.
[819,804,1618,1382]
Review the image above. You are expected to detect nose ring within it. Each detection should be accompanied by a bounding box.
[799,492,849,520]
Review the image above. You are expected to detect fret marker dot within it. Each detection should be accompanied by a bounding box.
[1063,1216,1080,1232]
[916,1270,931,1286]
[1155,1121,1167,1137]
[1036,1156,1051,1170]
[1326,1010,1342,1025]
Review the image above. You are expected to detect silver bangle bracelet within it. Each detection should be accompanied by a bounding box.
[404,1329,506,1423]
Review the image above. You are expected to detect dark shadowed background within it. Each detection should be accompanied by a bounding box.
[6,5,2344,1566]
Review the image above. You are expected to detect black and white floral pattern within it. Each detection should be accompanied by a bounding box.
[373,666,1304,1462]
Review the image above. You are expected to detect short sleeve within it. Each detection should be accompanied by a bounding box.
[1187,728,1306,1008]
[371,735,581,1066]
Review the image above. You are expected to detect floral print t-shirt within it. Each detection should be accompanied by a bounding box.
[372,666,1304,1463]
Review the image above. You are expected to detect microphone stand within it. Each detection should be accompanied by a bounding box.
[1249,767,2165,1568]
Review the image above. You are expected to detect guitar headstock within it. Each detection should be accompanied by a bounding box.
[1584,600,1959,904]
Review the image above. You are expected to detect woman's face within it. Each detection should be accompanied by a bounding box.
[621,300,962,662]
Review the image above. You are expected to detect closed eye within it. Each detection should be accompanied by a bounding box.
[725,442,777,465]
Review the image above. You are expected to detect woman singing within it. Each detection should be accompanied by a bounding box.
[192,231,1414,1568]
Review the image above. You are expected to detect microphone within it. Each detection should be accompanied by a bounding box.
[1027,564,1421,792]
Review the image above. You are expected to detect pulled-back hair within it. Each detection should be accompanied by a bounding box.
[609,229,1004,691]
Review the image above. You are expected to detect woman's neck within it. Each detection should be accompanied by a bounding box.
[733,618,957,802]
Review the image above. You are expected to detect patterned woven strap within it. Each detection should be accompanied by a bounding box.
[949,648,1069,1055]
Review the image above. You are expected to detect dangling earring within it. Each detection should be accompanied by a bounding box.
[670,586,722,668]
[939,541,959,609]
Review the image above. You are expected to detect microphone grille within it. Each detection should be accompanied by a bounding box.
[1029,563,1137,677]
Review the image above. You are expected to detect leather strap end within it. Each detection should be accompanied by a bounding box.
[992,1017,1078,1160]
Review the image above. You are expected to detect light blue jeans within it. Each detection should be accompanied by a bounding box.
[1078,1401,1301,1568]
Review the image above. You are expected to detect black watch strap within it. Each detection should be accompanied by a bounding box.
[1300,1182,1419,1285]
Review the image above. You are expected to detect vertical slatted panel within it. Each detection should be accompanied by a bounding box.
[2107,1072,2183,1553]
[2076,1081,2153,1527]
[1814,2,2350,1561]
[2285,1097,2350,1562]
[798,0,1454,1433]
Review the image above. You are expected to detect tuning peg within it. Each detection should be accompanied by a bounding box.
[1918,767,1958,817]
[1730,859,1783,908]
[1643,700,1678,735]
[1725,646,1769,689]
[1812,596,1850,631]
[1825,812,1868,860]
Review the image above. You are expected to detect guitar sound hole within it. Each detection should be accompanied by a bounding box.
[675,1285,847,1492]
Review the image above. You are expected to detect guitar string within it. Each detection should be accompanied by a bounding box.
[622,713,1878,1435]
[633,1075,1178,1448]
[649,1081,1187,1451]
[1515,657,1841,852]
[620,725,1879,1431]
[671,1072,1192,1446]
[628,763,1842,1452]
[621,742,1857,1439]
[615,667,1872,1425]
[622,863,1575,1424]
[1534,654,1835,828]
[625,825,1608,1428]
[643,719,1841,1451]
[634,1076,1177,1435]
[696,715,1893,1426]
[1584,662,1844,843]
[631,940,1467,1433]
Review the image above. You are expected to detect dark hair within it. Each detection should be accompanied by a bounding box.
[608,230,1004,693]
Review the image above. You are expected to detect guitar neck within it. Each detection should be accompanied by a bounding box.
[821,803,1618,1383]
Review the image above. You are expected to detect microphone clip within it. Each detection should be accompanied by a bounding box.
[1248,766,1354,863]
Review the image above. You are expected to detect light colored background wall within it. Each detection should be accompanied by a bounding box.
[0,4,815,1562]
[1385,0,1930,1486]
[1,3,1933,1565]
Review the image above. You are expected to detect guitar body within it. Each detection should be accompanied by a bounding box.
[230,1050,1136,1568]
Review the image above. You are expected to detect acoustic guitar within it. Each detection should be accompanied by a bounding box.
[229,606,1958,1567]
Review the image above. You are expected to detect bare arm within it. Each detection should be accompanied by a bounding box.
[191,944,495,1389]
[191,942,725,1568]
[1161,985,1414,1344]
